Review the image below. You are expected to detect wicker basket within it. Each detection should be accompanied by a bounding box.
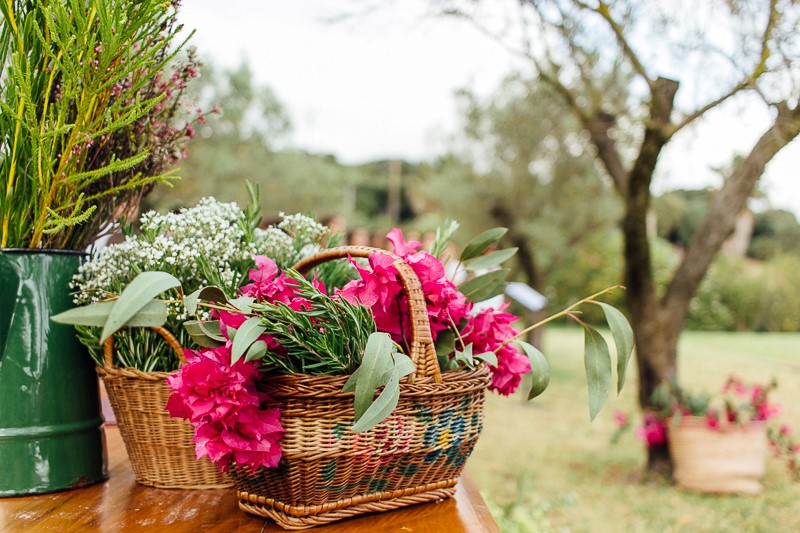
[99,326,232,489]
[669,416,767,494]
[231,246,493,529]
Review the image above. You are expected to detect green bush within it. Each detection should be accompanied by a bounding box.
[547,231,677,324]
[686,254,800,332]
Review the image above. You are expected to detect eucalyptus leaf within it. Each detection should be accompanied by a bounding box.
[198,320,226,341]
[518,341,550,400]
[101,271,181,342]
[231,317,266,365]
[454,343,474,367]
[463,248,518,272]
[582,324,612,421]
[458,269,509,302]
[474,351,498,367]
[351,366,401,433]
[342,367,362,394]
[196,286,229,305]
[244,340,268,362]
[597,302,634,394]
[434,329,457,358]
[392,353,416,379]
[184,320,226,348]
[183,289,201,316]
[230,296,256,313]
[460,227,508,262]
[52,299,168,328]
[353,332,394,421]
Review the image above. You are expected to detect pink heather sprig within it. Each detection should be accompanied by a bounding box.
[165,343,283,473]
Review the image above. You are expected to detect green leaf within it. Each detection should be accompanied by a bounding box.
[392,353,416,379]
[342,367,362,394]
[51,299,168,328]
[196,286,229,305]
[183,320,225,348]
[518,341,550,400]
[244,340,268,362]
[597,302,634,394]
[434,329,457,358]
[582,325,612,421]
[351,366,401,433]
[231,317,266,365]
[353,332,394,421]
[454,343,474,367]
[229,296,256,313]
[101,271,181,342]
[198,320,226,341]
[458,269,509,302]
[463,248,518,272]
[183,289,201,316]
[474,351,498,367]
[460,227,508,262]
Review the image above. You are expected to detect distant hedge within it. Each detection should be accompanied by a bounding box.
[546,231,800,332]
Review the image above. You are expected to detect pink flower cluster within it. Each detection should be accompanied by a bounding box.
[632,375,784,449]
[720,375,781,423]
[166,256,318,473]
[165,344,283,473]
[459,307,531,396]
[216,256,324,335]
[339,228,531,396]
[635,412,667,446]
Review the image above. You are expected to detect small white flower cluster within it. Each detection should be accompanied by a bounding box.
[278,211,328,244]
[72,198,250,315]
[71,200,329,322]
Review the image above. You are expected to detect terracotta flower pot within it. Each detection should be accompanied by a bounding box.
[668,416,767,494]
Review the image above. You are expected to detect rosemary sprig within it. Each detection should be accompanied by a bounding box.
[248,270,375,375]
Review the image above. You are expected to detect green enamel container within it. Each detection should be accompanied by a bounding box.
[0,249,107,496]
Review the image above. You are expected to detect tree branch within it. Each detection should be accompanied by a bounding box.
[572,0,653,87]
[669,0,778,137]
[663,102,800,317]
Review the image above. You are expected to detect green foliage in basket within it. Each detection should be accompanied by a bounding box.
[231,272,376,374]
[0,0,201,249]
[55,188,338,371]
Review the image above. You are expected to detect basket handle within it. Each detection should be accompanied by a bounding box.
[293,245,442,384]
[102,325,185,369]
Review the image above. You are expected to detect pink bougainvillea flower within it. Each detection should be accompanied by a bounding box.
[386,228,422,257]
[613,411,629,428]
[165,341,284,473]
[339,228,472,346]
[460,306,531,396]
[635,412,667,446]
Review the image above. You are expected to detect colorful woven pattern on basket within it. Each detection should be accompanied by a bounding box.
[230,365,490,513]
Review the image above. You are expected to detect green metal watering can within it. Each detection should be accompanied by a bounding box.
[0,250,107,495]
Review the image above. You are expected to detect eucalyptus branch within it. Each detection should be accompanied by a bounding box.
[495,284,625,352]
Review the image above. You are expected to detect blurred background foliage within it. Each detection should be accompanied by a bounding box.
[145,58,800,332]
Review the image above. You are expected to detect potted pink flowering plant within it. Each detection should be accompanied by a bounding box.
[633,375,800,494]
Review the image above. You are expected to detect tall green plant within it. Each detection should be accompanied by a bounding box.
[0,0,193,249]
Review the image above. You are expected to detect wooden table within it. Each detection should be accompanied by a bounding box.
[0,427,499,532]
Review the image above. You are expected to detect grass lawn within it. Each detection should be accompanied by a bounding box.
[468,328,800,532]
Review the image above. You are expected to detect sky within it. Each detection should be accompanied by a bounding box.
[177,1,800,217]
